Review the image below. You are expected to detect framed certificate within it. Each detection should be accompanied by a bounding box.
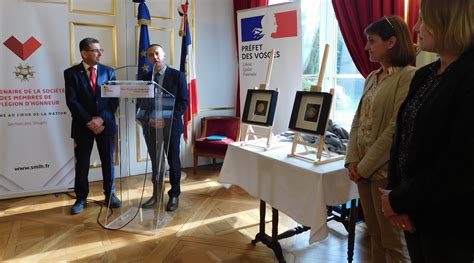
[242,89,278,127]
[288,91,332,135]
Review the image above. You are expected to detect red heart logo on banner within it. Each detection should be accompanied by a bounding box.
[3,36,42,61]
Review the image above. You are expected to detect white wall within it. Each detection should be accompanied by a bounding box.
[195,0,238,112]
[185,0,238,167]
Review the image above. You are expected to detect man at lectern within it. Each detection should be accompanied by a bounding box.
[64,37,121,215]
[136,44,189,212]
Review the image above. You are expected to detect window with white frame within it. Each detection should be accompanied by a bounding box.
[270,0,365,129]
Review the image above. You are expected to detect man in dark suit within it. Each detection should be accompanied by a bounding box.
[64,37,121,215]
[136,44,189,212]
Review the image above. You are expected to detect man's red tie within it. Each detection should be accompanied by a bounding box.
[89,67,97,94]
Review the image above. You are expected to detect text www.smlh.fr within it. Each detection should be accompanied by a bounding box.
[14,164,50,171]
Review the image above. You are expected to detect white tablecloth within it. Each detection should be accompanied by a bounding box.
[218,141,359,244]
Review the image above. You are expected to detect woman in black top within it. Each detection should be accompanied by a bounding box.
[379,0,474,262]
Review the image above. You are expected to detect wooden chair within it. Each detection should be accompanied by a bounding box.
[193,116,241,173]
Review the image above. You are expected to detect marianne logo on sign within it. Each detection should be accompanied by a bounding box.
[241,10,297,42]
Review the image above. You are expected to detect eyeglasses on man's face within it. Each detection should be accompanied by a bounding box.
[85,48,104,53]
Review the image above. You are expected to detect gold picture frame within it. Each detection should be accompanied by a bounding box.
[69,22,117,67]
[134,25,175,67]
[69,0,116,16]
[133,0,173,20]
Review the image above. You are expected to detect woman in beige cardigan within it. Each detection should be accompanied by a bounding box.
[345,16,416,263]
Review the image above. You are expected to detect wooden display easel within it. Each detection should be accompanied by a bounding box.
[241,49,276,151]
[288,44,345,164]
[289,90,345,164]
[241,124,274,150]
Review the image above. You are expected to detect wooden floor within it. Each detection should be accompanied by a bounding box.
[0,165,370,263]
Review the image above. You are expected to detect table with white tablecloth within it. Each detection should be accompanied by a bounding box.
[219,140,359,262]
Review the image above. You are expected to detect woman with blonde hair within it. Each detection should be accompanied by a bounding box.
[346,15,415,262]
[380,0,474,262]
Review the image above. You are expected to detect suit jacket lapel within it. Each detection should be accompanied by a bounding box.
[77,64,95,97]
[96,64,105,98]
[163,67,172,93]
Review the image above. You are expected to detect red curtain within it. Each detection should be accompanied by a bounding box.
[332,0,405,78]
[233,0,269,117]
[407,0,420,41]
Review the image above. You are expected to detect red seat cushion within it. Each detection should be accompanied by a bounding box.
[194,137,235,156]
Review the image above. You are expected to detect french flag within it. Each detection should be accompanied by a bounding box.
[179,2,199,141]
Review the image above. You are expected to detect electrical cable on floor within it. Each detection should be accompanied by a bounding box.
[95,148,151,231]
[66,140,152,231]
[95,101,155,231]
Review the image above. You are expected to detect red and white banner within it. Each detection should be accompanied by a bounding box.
[0,1,73,199]
[237,3,302,133]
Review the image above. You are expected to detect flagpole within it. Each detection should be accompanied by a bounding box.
[189,0,196,147]
[190,0,195,145]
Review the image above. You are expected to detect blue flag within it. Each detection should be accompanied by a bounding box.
[136,0,152,80]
